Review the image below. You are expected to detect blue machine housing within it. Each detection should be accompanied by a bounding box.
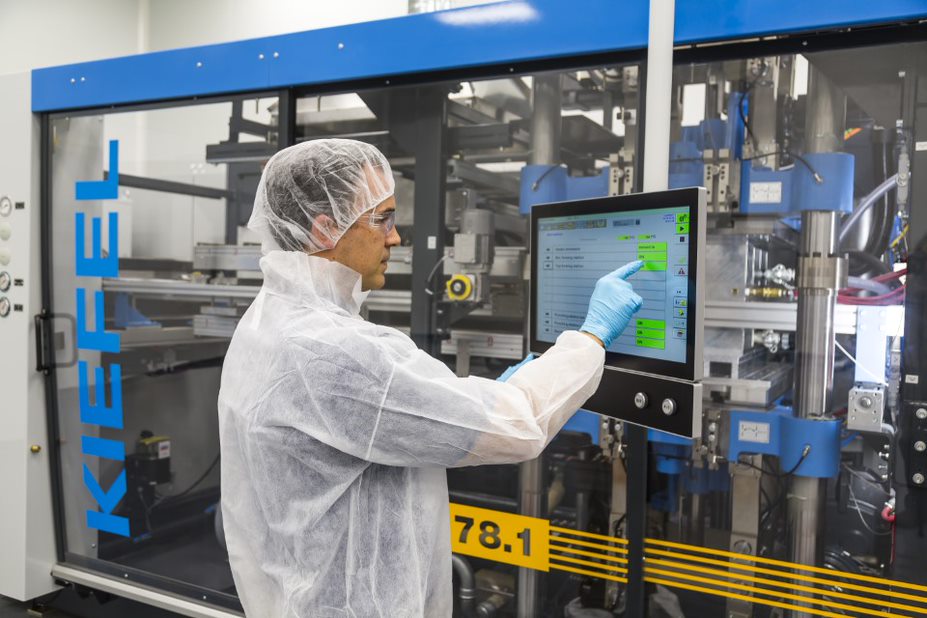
[727,407,843,478]
[668,95,744,191]
[519,165,610,214]
[31,1,927,113]
[648,428,729,513]
[740,152,855,214]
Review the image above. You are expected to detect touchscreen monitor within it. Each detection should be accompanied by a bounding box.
[530,187,705,383]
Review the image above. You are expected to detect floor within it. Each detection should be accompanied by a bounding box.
[0,589,180,618]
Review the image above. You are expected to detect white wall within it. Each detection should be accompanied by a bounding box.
[0,0,500,75]
[144,0,409,52]
[0,0,143,76]
[2,0,498,260]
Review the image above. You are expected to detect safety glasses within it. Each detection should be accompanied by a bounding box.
[368,209,397,234]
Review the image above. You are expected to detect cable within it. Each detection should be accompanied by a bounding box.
[531,165,560,191]
[846,250,891,277]
[845,478,892,537]
[837,286,904,306]
[152,454,220,510]
[738,79,758,148]
[843,276,893,296]
[733,445,811,478]
[834,340,887,385]
[890,225,909,249]
[423,255,451,297]
[789,153,824,184]
[839,174,899,246]
[741,149,824,187]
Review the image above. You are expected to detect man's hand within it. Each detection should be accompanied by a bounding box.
[579,260,645,348]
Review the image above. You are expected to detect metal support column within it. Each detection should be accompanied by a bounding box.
[518,72,562,618]
[624,423,648,616]
[363,87,448,356]
[408,89,448,356]
[789,210,846,617]
[624,1,677,614]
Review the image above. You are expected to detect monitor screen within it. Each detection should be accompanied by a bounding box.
[530,188,704,383]
[535,205,691,363]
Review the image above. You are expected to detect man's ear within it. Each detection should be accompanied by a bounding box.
[310,214,339,250]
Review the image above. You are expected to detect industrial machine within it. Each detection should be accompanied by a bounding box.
[3,2,927,617]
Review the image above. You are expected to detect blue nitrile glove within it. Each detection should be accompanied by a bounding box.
[497,354,536,382]
[580,260,645,347]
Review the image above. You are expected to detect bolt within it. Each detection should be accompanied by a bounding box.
[899,70,907,79]
[338,42,345,50]
[258,53,265,60]
[917,408,927,420]
[913,473,925,485]
[70,78,76,84]
[196,61,203,68]
[915,441,926,453]
[30,445,41,454]
[273,51,279,58]
[707,422,718,433]
[858,396,873,409]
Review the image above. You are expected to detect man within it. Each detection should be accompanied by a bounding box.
[218,139,643,617]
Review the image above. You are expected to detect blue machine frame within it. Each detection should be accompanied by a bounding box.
[31,0,927,112]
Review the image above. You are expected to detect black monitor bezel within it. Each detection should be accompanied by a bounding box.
[530,187,703,382]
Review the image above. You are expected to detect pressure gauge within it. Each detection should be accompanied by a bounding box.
[0,271,10,292]
[0,297,10,318]
[0,196,11,218]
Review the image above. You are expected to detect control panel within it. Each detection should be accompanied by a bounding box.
[531,188,706,437]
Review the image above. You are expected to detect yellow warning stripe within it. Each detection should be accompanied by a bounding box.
[550,535,626,553]
[646,537,927,594]
[550,539,628,557]
[550,562,628,583]
[551,525,629,545]
[549,553,629,574]
[550,545,629,565]
[647,556,927,615]
[645,575,850,618]
[646,566,908,617]
[645,547,927,605]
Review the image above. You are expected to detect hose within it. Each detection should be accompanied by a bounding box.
[845,276,893,296]
[847,250,890,276]
[839,174,899,246]
[451,554,476,618]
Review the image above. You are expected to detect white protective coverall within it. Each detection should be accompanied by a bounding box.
[218,250,604,617]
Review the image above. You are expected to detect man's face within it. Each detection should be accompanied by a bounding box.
[327,196,401,291]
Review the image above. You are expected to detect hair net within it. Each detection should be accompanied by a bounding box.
[248,138,395,254]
